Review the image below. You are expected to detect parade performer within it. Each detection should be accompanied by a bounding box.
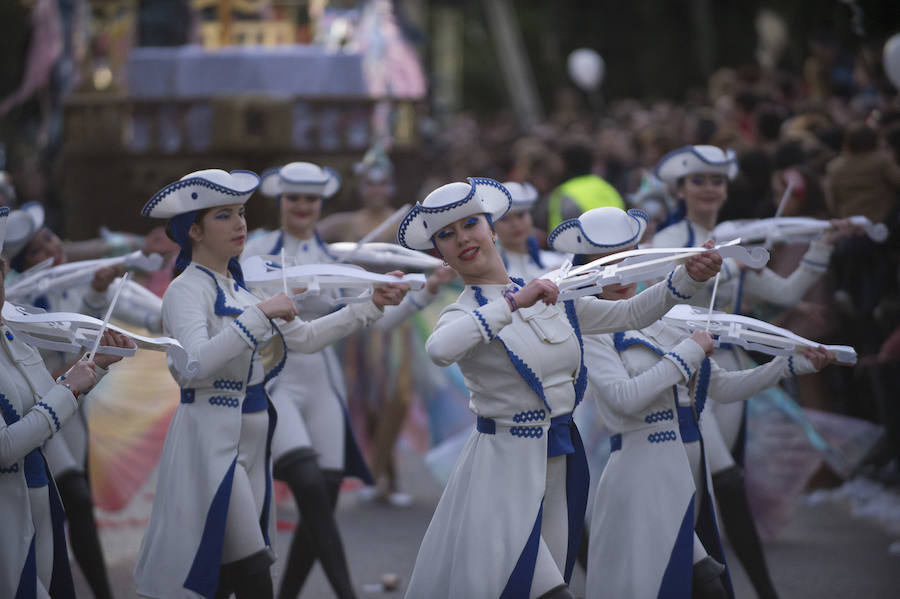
[650,145,855,598]
[3,201,163,599]
[495,181,565,282]
[0,205,134,599]
[399,178,720,599]
[243,161,444,599]
[548,207,837,599]
[133,168,408,599]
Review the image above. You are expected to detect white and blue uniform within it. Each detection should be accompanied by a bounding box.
[405,267,704,599]
[242,229,436,477]
[0,320,109,599]
[583,321,815,598]
[651,219,832,469]
[134,262,385,599]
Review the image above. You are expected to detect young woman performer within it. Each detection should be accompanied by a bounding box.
[549,207,837,599]
[398,178,721,599]
[650,145,854,599]
[0,206,133,599]
[134,168,408,599]
[494,181,564,281]
[4,202,163,599]
[243,161,447,599]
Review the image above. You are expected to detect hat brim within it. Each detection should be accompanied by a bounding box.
[142,170,260,218]
[548,208,649,254]
[398,177,511,250]
[3,202,46,259]
[654,147,738,185]
[260,166,341,199]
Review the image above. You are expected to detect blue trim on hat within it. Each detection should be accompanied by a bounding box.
[548,208,648,250]
[142,170,259,217]
[397,178,511,248]
[654,145,737,181]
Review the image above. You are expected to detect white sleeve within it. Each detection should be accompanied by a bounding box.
[575,265,706,335]
[162,284,275,383]
[588,335,706,416]
[278,300,385,353]
[742,241,832,307]
[0,383,78,467]
[706,354,815,403]
[426,299,513,366]
[374,287,439,331]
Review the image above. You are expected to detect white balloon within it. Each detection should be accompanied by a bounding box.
[567,48,605,91]
[885,33,900,90]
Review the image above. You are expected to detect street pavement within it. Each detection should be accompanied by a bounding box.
[76,447,900,598]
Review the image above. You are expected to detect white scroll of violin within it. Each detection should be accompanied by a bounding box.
[242,255,427,306]
[713,216,888,249]
[1,301,199,377]
[662,304,857,365]
[327,242,443,272]
[543,240,770,301]
[6,250,165,303]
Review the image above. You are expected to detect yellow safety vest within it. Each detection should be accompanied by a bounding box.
[547,174,625,231]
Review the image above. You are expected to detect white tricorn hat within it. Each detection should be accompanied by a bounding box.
[0,205,9,255]
[259,162,341,199]
[548,207,649,254]
[141,169,260,219]
[654,145,738,186]
[398,177,511,250]
[3,202,45,262]
[501,181,539,214]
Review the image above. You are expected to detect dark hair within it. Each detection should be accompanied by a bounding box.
[561,144,594,178]
[844,121,878,154]
[885,123,900,158]
[755,105,786,142]
[165,207,212,243]
[773,140,807,170]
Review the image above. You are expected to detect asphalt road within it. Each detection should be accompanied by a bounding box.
[74,447,900,598]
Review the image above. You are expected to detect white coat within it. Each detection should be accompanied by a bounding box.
[405,267,704,599]
[583,322,815,599]
[133,262,384,599]
[0,320,105,598]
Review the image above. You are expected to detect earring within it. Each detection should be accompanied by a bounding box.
[442,260,449,267]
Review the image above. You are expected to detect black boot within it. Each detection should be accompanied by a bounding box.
[56,471,113,599]
[216,550,274,599]
[692,556,728,599]
[275,450,356,599]
[712,466,779,599]
[537,584,576,599]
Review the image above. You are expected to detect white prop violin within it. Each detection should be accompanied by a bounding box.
[662,304,857,365]
[327,242,443,272]
[6,250,165,303]
[713,216,888,249]
[1,301,198,377]
[242,255,426,306]
[542,240,770,301]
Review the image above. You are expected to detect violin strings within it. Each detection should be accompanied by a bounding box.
[705,270,721,332]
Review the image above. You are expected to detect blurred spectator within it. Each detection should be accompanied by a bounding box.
[825,121,900,222]
[534,141,624,233]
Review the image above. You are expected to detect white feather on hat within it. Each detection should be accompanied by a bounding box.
[142,169,260,219]
[3,202,45,261]
[397,178,511,250]
[548,207,649,254]
[654,145,738,186]
[259,162,341,199]
[501,181,539,214]
[0,205,9,256]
